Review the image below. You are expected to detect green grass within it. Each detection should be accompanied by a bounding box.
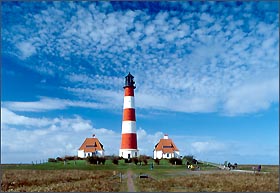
[1,158,215,173]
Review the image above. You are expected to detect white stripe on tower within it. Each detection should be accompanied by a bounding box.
[122,121,136,134]
[123,96,135,109]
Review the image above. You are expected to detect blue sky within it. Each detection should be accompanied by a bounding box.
[1,1,279,164]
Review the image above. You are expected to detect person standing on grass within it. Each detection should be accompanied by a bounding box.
[150,162,154,170]
[257,165,261,172]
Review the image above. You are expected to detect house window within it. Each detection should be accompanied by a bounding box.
[167,153,169,157]
[135,152,137,157]
[84,153,86,157]
[88,153,90,156]
[128,154,131,159]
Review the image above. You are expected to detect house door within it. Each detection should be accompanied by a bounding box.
[128,154,130,159]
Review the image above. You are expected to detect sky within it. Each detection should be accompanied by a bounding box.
[1,1,279,165]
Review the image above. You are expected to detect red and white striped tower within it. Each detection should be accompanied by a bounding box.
[119,72,139,159]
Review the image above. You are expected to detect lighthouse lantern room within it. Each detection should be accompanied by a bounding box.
[119,73,139,159]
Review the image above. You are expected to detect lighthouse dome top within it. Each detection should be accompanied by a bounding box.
[124,72,136,89]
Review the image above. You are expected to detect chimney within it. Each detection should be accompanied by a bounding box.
[164,134,168,139]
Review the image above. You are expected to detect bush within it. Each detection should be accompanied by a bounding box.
[132,157,139,165]
[184,155,194,162]
[87,156,106,164]
[124,158,132,163]
[169,158,182,165]
[56,157,64,162]
[139,155,149,165]
[87,156,97,164]
[193,158,200,164]
[118,156,123,160]
[154,158,160,165]
[112,157,119,165]
[64,156,76,161]
[143,159,148,165]
[184,155,200,165]
[48,158,57,162]
[99,157,106,165]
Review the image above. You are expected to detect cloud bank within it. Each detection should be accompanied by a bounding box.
[2,1,279,116]
[2,107,278,164]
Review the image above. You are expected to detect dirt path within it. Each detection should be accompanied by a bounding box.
[126,170,136,192]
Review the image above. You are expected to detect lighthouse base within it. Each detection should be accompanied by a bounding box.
[119,149,139,159]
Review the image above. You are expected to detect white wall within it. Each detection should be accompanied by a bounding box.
[154,150,163,159]
[154,150,180,159]
[78,150,85,158]
[78,150,104,158]
[162,152,174,159]
[119,149,139,158]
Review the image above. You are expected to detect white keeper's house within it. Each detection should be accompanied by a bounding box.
[78,135,104,158]
[153,134,180,159]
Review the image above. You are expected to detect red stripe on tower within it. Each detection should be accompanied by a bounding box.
[124,87,134,96]
[119,72,139,159]
[123,109,136,121]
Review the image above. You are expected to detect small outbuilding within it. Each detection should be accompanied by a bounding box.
[78,135,104,158]
[153,134,180,159]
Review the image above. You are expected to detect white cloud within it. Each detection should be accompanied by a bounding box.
[2,2,279,116]
[72,122,92,132]
[16,41,36,59]
[1,107,51,127]
[191,141,226,153]
[3,97,101,112]
[1,108,120,163]
[137,128,164,155]
[1,107,278,164]
[3,98,66,112]
[223,75,279,116]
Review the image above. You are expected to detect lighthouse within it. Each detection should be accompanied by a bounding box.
[119,73,139,159]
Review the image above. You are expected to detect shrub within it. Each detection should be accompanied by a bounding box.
[48,158,57,162]
[118,156,123,160]
[112,157,119,165]
[56,157,64,162]
[132,157,139,165]
[124,158,132,163]
[87,156,97,164]
[143,159,148,165]
[184,155,200,165]
[169,158,182,165]
[139,155,149,165]
[87,156,106,164]
[99,157,106,165]
[64,156,76,161]
[154,158,160,165]
[193,158,198,164]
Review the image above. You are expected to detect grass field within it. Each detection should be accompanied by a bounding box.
[1,169,122,192]
[135,171,279,192]
[1,159,279,192]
